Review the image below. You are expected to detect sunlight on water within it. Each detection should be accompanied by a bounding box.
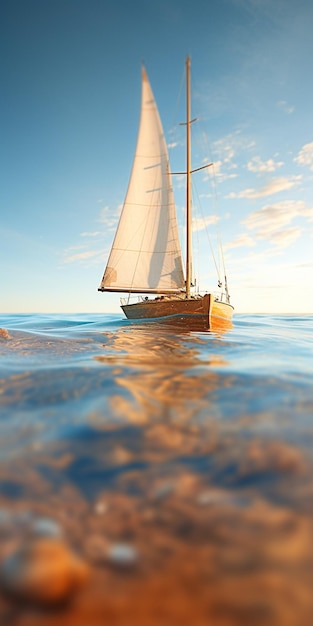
[0,314,312,625]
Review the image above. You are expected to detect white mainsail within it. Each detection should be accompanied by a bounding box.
[99,67,185,294]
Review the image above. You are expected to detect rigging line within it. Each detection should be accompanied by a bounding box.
[166,66,187,280]
[176,65,223,288]
[167,66,185,163]
[192,178,221,282]
[187,68,226,283]
[199,126,228,281]
[191,182,201,294]
[186,70,219,287]
[211,159,228,280]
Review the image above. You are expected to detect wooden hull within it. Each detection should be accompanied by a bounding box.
[121,294,233,331]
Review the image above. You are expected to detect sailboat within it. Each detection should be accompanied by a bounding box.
[98,58,234,329]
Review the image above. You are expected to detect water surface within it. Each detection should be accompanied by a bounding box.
[0,313,312,625]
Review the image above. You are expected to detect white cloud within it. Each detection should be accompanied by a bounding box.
[212,138,237,174]
[98,205,110,222]
[213,131,255,162]
[240,200,313,249]
[199,131,253,183]
[227,175,302,199]
[213,135,237,164]
[224,233,256,249]
[61,204,119,266]
[63,249,103,264]
[267,227,302,248]
[98,204,121,229]
[173,174,185,189]
[197,131,256,184]
[243,200,309,233]
[206,159,238,182]
[192,215,218,232]
[247,156,284,173]
[277,100,295,115]
[199,192,213,199]
[294,142,313,171]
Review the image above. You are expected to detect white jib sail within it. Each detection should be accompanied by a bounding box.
[99,67,185,293]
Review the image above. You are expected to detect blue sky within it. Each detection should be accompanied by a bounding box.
[1,0,313,314]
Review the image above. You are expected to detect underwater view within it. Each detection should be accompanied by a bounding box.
[0,313,312,625]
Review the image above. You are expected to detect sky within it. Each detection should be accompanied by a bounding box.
[1,0,313,314]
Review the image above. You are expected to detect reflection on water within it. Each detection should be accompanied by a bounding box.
[0,315,313,625]
[94,325,227,426]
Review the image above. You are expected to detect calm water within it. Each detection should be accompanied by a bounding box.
[0,313,312,625]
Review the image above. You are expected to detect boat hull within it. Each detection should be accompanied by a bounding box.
[121,294,233,330]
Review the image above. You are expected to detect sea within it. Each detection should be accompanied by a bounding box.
[0,312,312,626]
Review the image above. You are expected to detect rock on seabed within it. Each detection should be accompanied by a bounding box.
[107,542,139,567]
[0,538,89,606]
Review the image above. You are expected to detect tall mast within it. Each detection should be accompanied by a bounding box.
[185,56,192,299]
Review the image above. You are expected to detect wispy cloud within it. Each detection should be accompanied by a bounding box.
[294,142,313,171]
[62,249,104,264]
[192,215,219,232]
[267,227,302,248]
[297,261,313,268]
[195,130,257,184]
[212,132,250,172]
[224,233,256,249]
[173,173,185,189]
[240,200,313,248]
[214,142,236,165]
[247,156,284,173]
[243,200,311,233]
[213,131,255,162]
[61,203,120,266]
[227,175,302,199]
[206,159,238,182]
[97,204,121,230]
[277,100,295,115]
[195,130,254,183]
